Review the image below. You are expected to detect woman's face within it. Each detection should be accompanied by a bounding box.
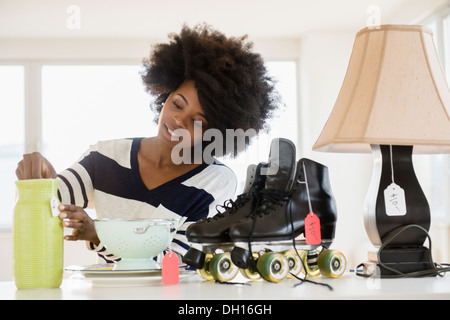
[157,80,208,148]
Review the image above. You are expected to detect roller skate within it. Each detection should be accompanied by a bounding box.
[182,162,267,281]
[229,141,346,282]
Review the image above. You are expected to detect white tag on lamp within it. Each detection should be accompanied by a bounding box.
[384,182,407,216]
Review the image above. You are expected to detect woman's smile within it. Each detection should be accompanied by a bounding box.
[164,123,179,140]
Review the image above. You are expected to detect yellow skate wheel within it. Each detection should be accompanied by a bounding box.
[318,249,346,278]
[209,252,239,282]
[240,253,261,280]
[256,252,289,283]
[282,250,303,278]
[196,253,214,281]
[299,250,320,277]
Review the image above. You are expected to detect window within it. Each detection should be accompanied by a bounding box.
[442,11,450,222]
[0,61,297,227]
[422,9,450,223]
[41,65,154,171]
[0,66,25,227]
[226,61,298,193]
[445,14,450,84]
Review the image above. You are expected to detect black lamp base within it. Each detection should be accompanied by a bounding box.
[365,145,431,246]
[362,145,436,278]
[368,246,436,277]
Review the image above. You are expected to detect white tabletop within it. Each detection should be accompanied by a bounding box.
[1,271,450,300]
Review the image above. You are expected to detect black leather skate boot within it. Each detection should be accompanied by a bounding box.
[291,158,337,244]
[230,138,297,268]
[182,163,267,269]
[229,157,338,268]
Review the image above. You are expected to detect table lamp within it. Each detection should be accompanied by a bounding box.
[313,25,450,276]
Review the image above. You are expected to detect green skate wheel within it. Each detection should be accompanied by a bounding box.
[318,249,346,278]
[196,253,214,281]
[256,252,289,283]
[300,250,320,277]
[240,253,261,280]
[282,250,303,278]
[209,252,239,282]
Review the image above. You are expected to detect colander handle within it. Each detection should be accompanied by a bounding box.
[133,221,178,234]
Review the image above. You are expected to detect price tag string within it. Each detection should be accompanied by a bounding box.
[297,162,321,245]
[298,162,313,213]
[389,145,395,184]
[384,145,407,216]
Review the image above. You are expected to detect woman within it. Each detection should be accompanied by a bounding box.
[15,24,280,262]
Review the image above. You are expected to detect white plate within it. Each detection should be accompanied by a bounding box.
[65,264,195,287]
[66,264,161,277]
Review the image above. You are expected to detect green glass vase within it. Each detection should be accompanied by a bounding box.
[13,179,63,289]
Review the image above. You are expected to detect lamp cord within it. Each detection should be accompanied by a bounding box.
[374,224,450,278]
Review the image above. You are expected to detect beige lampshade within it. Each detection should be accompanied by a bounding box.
[313,25,450,154]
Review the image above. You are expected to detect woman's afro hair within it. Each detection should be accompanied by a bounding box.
[141,23,281,156]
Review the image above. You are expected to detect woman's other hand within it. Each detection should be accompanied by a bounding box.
[16,152,57,180]
[59,204,100,246]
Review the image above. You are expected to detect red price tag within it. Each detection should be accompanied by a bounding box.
[305,212,321,245]
[162,251,179,285]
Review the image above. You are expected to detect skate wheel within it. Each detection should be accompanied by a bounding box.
[256,252,289,283]
[209,252,239,282]
[318,249,346,278]
[282,250,303,278]
[299,250,320,277]
[196,253,214,281]
[240,253,261,280]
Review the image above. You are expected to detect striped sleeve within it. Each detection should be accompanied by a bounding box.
[86,241,121,264]
[57,140,134,263]
[57,162,94,208]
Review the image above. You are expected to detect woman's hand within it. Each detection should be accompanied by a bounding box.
[58,204,100,246]
[16,152,57,180]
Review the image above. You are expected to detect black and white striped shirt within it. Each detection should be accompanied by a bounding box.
[57,138,236,263]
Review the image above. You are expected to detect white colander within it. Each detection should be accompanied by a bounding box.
[94,219,179,270]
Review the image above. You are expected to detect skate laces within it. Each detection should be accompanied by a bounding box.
[210,193,252,222]
[251,189,290,218]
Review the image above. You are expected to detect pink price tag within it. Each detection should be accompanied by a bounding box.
[305,212,322,245]
[162,251,179,285]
